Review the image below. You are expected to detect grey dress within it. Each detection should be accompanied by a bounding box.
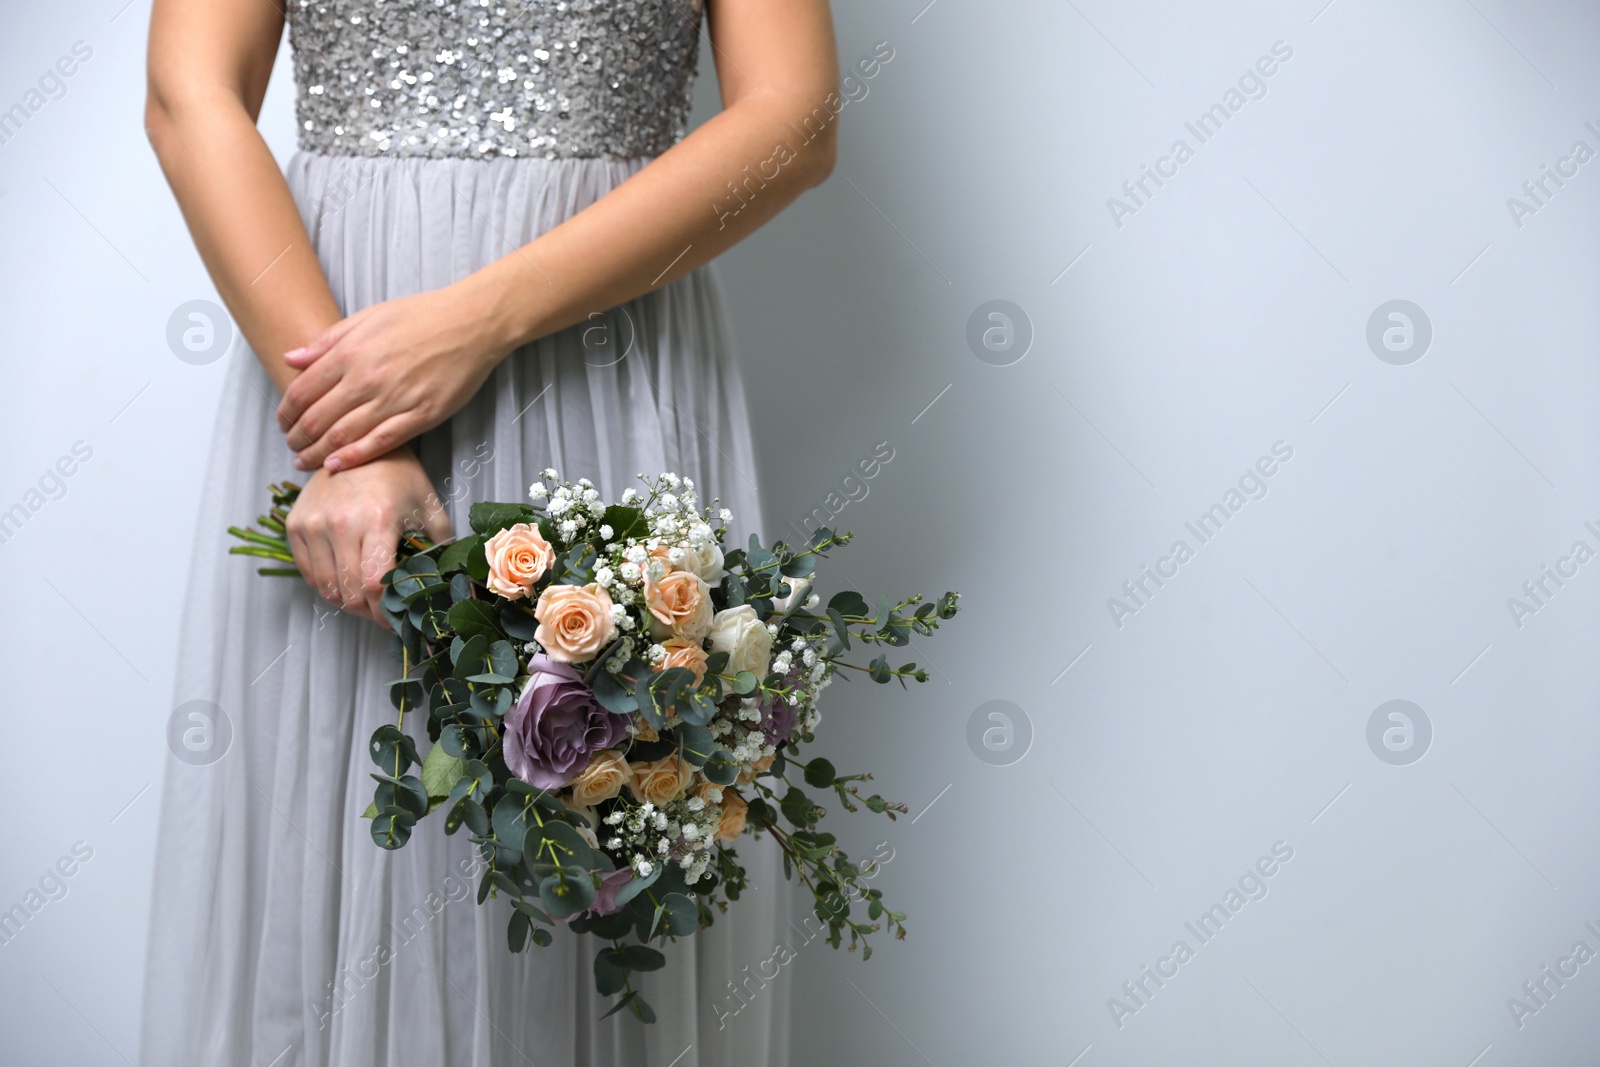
[139,2,789,1064]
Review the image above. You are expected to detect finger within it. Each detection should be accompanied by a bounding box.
[359,524,399,625]
[421,489,453,543]
[287,513,338,606]
[286,370,378,453]
[284,316,359,369]
[286,521,315,587]
[397,476,452,543]
[293,397,386,470]
[277,347,348,433]
[291,393,382,469]
[323,412,424,473]
[330,510,372,618]
[305,524,342,610]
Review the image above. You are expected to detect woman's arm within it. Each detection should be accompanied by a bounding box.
[145,0,340,391]
[277,0,841,472]
[147,0,449,622]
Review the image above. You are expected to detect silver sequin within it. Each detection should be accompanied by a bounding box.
[287,0,704,159]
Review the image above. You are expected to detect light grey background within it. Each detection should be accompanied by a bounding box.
[2,1,1598,1064]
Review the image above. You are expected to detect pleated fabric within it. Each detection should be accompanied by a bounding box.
[140,152,791,1067]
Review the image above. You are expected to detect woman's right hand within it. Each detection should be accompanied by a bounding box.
[284,446,452,623]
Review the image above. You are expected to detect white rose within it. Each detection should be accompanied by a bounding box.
[677,540,726,584]
[708,604,774,678]
[769,574,812,613]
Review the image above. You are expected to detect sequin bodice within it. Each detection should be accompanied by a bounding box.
[286,0,703,159]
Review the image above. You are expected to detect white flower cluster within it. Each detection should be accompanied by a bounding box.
[527,470,608,544]
[637,473,727,565]
[602,796,723,883]
[529,471,731,624]
[704,630,836,748]
[710,712,774,766]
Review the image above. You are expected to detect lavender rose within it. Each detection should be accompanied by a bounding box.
[760,686,800,746]
[504,654,629,790]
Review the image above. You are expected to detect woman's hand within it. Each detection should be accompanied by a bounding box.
[277,280,513,472]
[284,446,452,622]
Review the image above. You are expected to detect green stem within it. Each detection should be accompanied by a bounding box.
[229,545,296,562]
[227,526,290,550]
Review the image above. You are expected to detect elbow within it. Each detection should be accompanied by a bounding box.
[805,129,838,186]
[144,79,179,159]
[143,73,240,161]
[789,106,836,188]
[761,88,837,187]
[144,95,171,157]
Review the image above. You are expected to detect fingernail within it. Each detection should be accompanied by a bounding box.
[325,456,342,472]
[285,347,306,361]
[293,457,308,470]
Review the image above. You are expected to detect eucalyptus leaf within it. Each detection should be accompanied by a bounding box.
[370,807,415,849]
[470,687,514,719]
[634,672,662,730]
[599,990,639,1021]
[444,796,488,836]
[592,667,639,716]
[508,909,531,952]
[615,945,667,972]
[540,870,596,918]
[803,758,837,789]
[652,892,698,938]
[613,863,660,908]
[676,688,716,727]
[369,725,419,775]
[701,748,740,786]
[675,722,715,767]
[485,638,519,676]
[594,948,628,995]
[828,590,869,617]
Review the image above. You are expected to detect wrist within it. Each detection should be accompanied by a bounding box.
[453,258,552,362]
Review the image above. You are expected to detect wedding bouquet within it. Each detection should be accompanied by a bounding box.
[229,470,958,1023]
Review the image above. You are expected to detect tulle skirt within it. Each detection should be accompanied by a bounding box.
[139,151,790,1067]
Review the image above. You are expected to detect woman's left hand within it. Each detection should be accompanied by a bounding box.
[277,282,513,472]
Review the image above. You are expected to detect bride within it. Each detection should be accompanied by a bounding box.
[139,1,837,1064]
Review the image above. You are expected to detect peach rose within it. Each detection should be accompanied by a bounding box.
[645,568,713,641]
[714,789,749,842]
[570,750,629,806]
[736,752,775,785]
[629,754,688,806]
[630,716,659,742]
[655,637,708,685]
[533,582,617,663]
[483,522,556,600]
